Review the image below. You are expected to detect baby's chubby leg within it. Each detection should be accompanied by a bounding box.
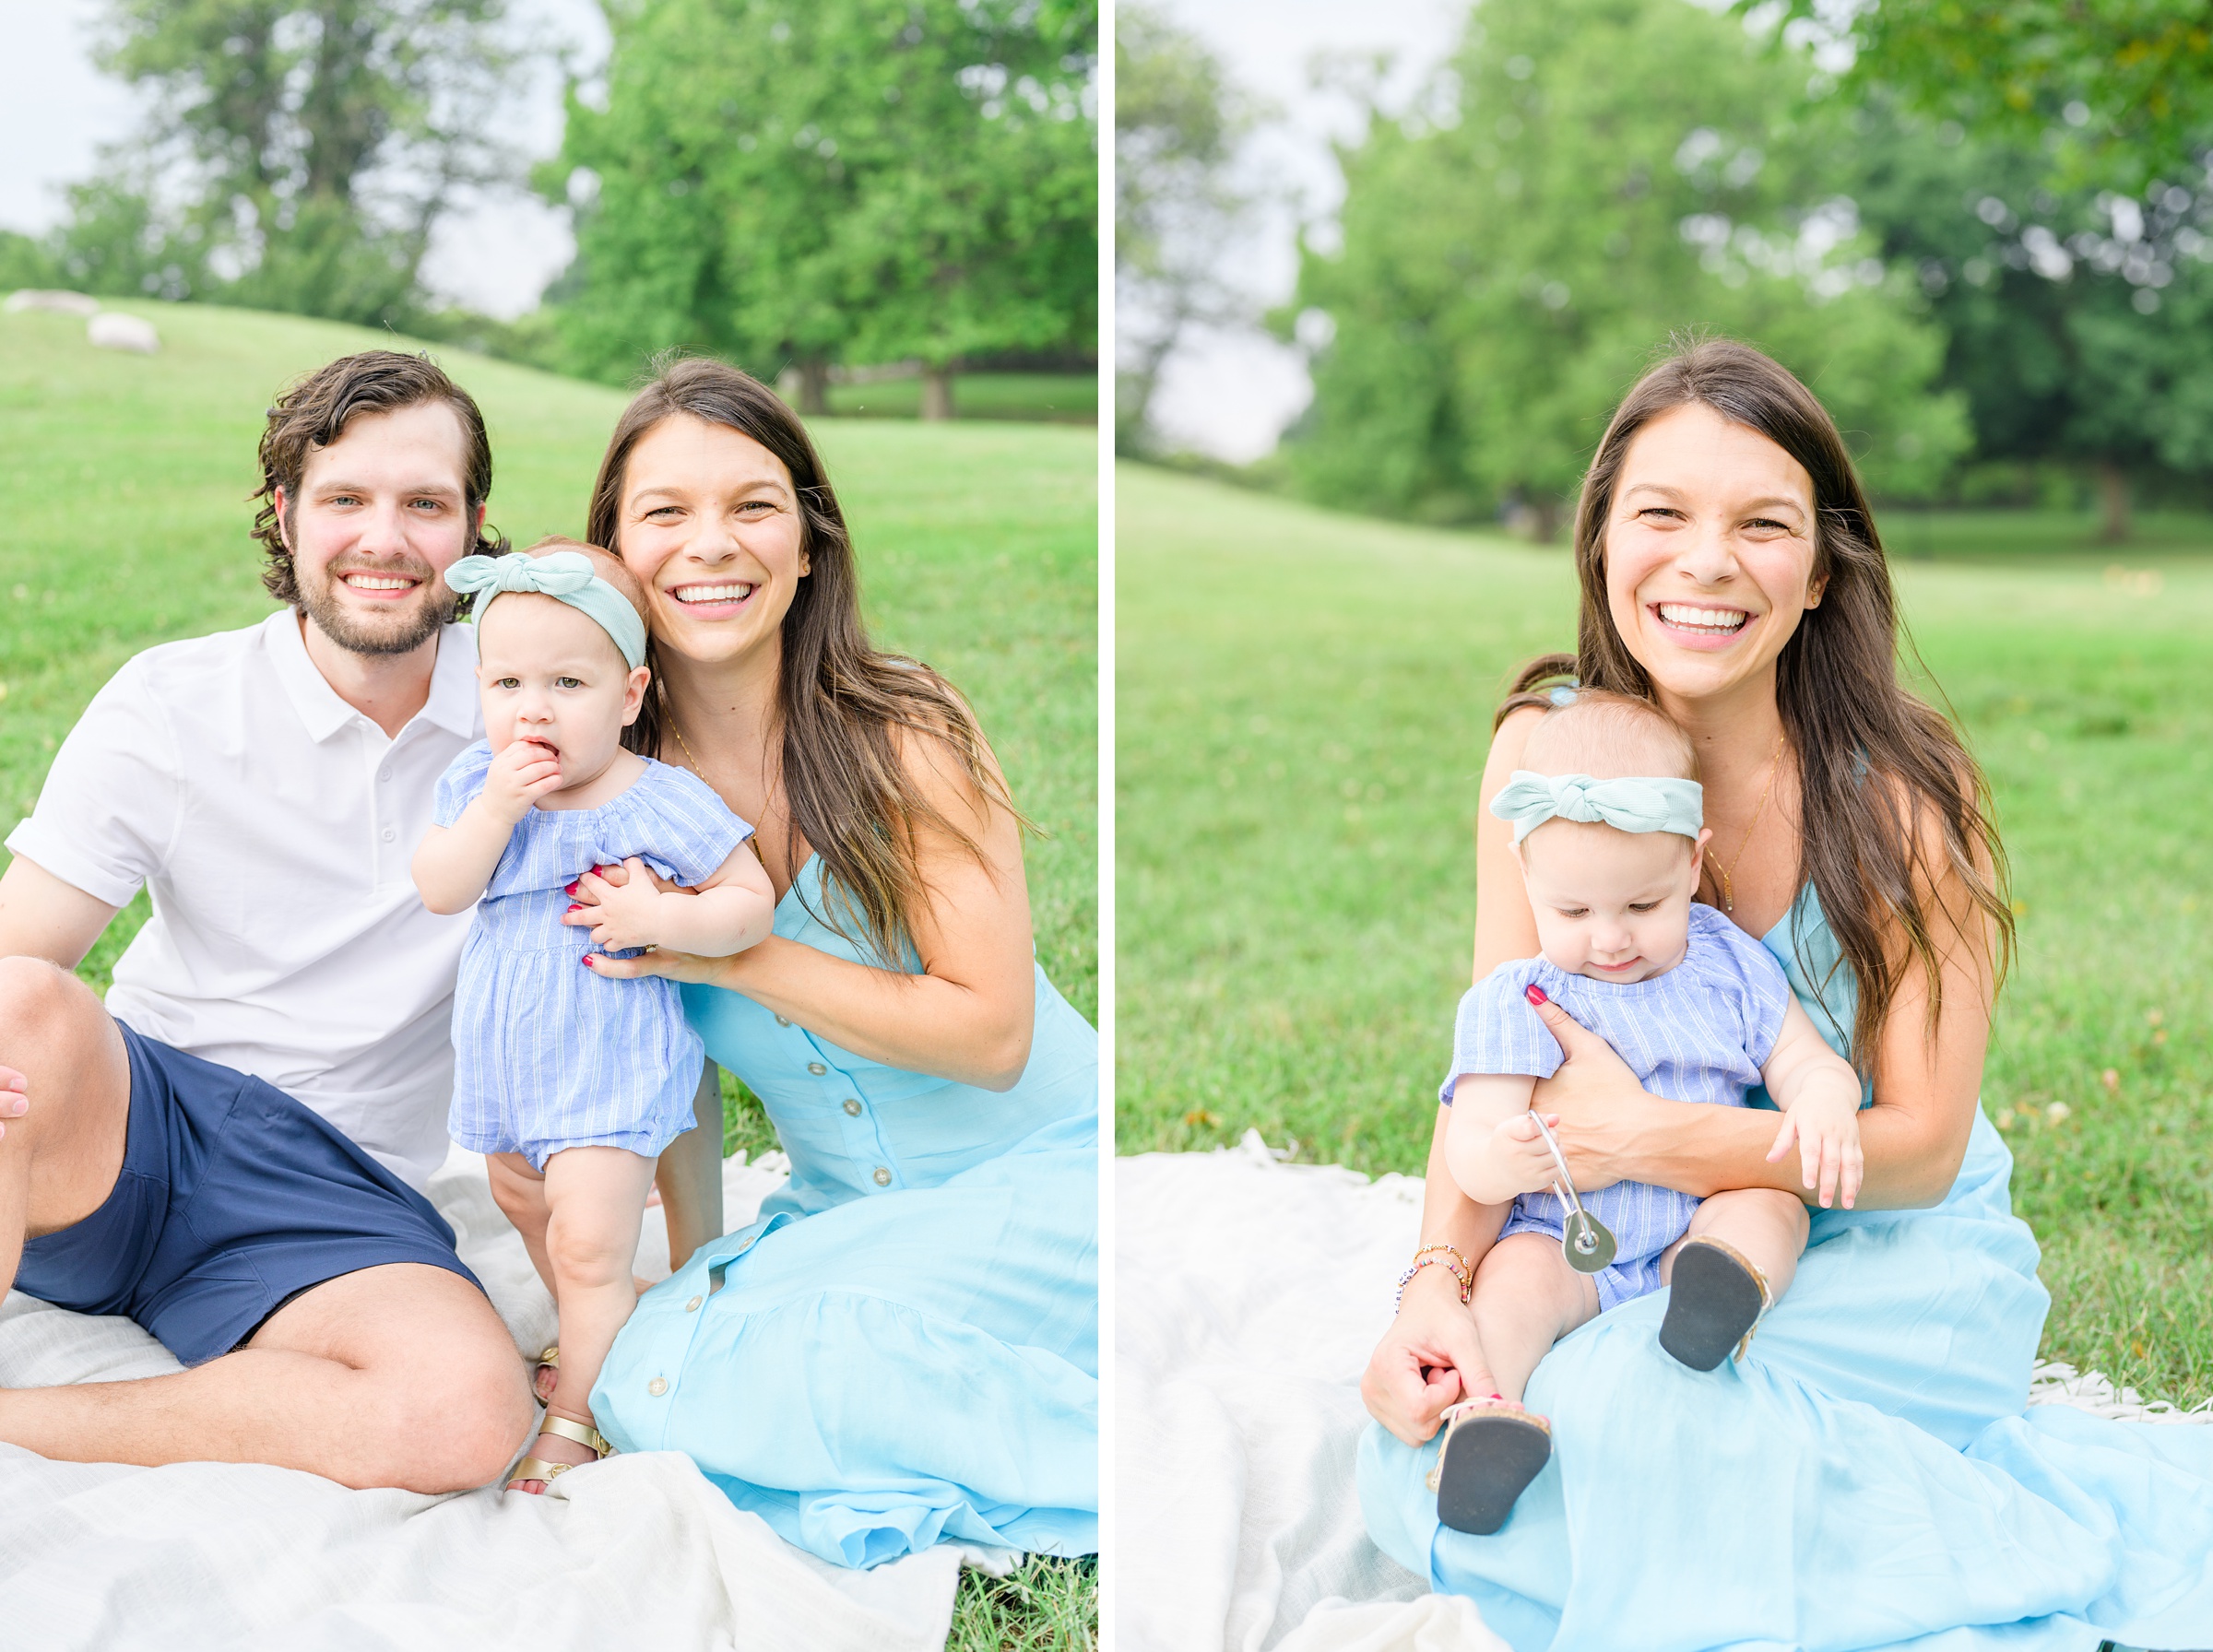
[487,1151,555,1295]
[1467,1232,1601,1407]
[1655,1187,1808,1373]
[1663,1186,1809,1305]
[511,1146,660,1489]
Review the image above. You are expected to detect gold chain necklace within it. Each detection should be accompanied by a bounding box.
[1711,732,1786,915]
[665,704,787,856]
[666,712,721,792]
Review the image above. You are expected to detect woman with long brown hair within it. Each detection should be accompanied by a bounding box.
[561,359,1096,1566]
[1358,338,2213,1637]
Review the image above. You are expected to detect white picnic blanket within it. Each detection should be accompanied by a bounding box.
[0,1148,989,1651]
[1115,1133,2213,1652]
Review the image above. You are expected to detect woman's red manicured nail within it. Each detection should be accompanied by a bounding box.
[565,882,579,895]
[567,903,582,913]
[581,954,596,967]
[1525,985,1549,1007]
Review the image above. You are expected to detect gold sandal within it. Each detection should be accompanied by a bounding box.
[528,1344,559,1401]
[505,1412,613,1493]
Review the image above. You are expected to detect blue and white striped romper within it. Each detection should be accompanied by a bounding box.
[1441,902,1793,1311]
[436,741,753,1170]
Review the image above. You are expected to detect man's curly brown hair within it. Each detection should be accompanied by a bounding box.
[251,350,508,606]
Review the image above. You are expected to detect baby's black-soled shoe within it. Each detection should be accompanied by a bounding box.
[1660,1236,1773,1372]
[1428,1397,1554,1535]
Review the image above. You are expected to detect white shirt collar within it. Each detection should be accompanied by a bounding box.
[264,608,480,745]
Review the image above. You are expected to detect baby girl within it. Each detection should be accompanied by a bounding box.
[413,537,775,1493]
[1427,690,1864,1536]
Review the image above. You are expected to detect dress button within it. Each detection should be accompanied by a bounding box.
[684,1295,702,1313]
[807,1062,827,1076]
[648,1377,668,1397]
[843,1098,861,1116]
[377,767,392,782]
[775,1014,791,1027]
[379,826,396,843]
[872,1166,892,1186]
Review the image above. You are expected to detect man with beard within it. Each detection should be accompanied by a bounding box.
[0,352,535,1491]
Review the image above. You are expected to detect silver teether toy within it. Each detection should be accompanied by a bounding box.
[1530,1113,1617,1274]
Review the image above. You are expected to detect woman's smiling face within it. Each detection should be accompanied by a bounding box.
[615,412,810,667]
[1603,401,1824,705]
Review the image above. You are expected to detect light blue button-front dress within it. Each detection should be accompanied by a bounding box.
[593,856,1097,1569]
[1362,887,2213,1649]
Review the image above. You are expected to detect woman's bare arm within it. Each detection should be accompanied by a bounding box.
[583,731,1039,1092]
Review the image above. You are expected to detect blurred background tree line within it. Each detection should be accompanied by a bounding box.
[1117,0,2213,540]
[2,0,1097,419]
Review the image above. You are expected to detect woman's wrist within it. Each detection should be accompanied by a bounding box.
[1396,1252,1473,1316]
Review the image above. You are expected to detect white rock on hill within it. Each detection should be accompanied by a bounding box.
[87,312,160,355]
[4,289,101,317]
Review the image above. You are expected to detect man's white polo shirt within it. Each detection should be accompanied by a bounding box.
[6,608,482,1188]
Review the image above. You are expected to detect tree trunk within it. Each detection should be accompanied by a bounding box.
[2095,459,2132,544]
[796,359,829,418]
[919,364,955,422]
[1531,494,1562,543]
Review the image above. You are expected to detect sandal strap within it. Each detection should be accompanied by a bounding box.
[506,1454,580,1489]
[532,1345,560,1368]
[536,1413,612,1457]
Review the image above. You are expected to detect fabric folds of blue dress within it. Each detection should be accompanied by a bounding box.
[593,856,1098,1569]
[1359,886,2213,1650]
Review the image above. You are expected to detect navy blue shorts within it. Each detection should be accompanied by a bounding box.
[15,1023,481,1366]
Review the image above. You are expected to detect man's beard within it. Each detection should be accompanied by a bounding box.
[298,558,458,656]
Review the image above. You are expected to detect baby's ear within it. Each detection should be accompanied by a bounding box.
[620,664,651,726]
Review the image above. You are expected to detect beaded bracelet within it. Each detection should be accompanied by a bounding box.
[1394,1243,1473,1311]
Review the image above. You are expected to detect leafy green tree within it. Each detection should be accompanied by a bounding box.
[554,0,1096,415]
[69,0,521,324]
[1287,0,1968,531]
[1114,5,1257,454]
[1848,98,2213,539]
[1756,0,2213,192]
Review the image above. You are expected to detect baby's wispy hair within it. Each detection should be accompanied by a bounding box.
[1521,690,1698,783]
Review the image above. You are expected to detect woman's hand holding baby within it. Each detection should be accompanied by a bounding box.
[570,857,669,951]
[568,842,778,964]
[1523,992,1653,1195]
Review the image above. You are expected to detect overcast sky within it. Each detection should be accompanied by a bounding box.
[1139,0,1464,460]
[0,0,606,318]
[2,0,1465,448]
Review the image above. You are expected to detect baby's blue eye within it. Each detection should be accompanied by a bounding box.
[1629,901,1660,913]
[556,676,584,690]
[494,676,520,689]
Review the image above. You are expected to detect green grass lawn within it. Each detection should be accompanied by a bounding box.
[1880,505,2213,563]
[828,372,1096,424]
[0,299,1097,1644]
[1118,460,2213,1410]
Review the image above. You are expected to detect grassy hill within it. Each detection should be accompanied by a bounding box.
[1118,460,2213,1408]
[0,301,1096,1021]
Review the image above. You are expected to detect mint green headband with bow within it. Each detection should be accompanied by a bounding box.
[445,551,647,670]
[1490,771,1704,844]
